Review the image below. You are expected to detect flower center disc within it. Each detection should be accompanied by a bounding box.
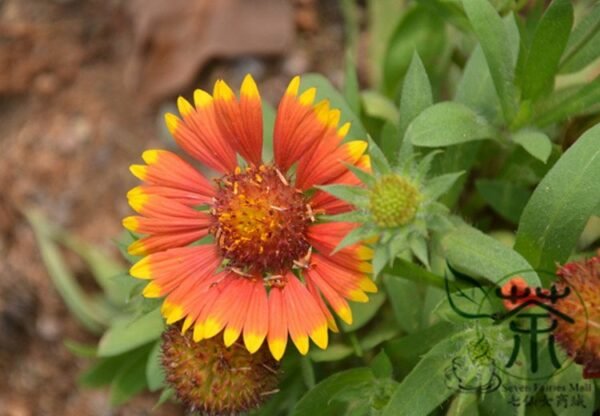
[212,165,311,274]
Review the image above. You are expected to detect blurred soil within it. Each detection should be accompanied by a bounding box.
[0,0,345,414]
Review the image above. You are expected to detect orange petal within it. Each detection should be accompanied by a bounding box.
[243,279,269,353]
[166,93,237,173]
[267,286,288,360]
[127,229,209,256]
[213,77,263,166]
[129,150,215,201]
[273,77,330,172]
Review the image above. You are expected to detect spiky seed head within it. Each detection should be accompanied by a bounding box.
[369,174,421,228]
[553,252,600,379]
[161,325,280,415]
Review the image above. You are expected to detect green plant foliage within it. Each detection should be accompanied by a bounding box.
[38,1,600,413]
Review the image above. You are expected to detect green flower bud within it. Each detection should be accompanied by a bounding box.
[369,175,421,228]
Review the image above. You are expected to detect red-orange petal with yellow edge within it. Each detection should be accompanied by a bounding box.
[306,274,339,332]
[128,185,212,207]
[222,278,255,347]
[296,140,368,190]
[129,150,215,200]
[273,77,330,172]
[166,93,237,173]
[243,279,269,353]
[305,268,353,325]
[127,229,209,256]
[213,76,263,166]
[267,286,288,360]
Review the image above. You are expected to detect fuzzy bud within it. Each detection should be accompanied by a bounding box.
[369,174,421,228]
[161,325,280,415]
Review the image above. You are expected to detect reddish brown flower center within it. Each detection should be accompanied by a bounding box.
[212,165,311,274]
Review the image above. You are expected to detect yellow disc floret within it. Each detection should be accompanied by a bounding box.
[369,174,422,228]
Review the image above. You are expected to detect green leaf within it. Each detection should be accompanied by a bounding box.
[533,77,600,127]
[399,52,433,139]
[145,341,165,392]
[462,0,518,122]
[559,3,600,74]
[384,321,458,375]
[383,275,422,333]
[370,350,393,379]
[519,0,573,100]
[514,124,600,273]
[475,179,531,224]
[443,224,541,286]
[341,291,387,332]
[79,347,144,388]
[64,339,97,358]
[292,368,375,416]
[382,330,472,416]
[455,45,501,123]
[300,74,367,140]
[98,307,164,357]
[153,388,175,411]
[26,210,108,333]
[333,223,378,254]
[110,349,149,406]
[512,129,553,163]
[310,344,353,362]
[367,136,392,175]
[316,184,370,208]
[424,172,465,201]
[361,90,399,125]
[383,5,445,96]
[406,102,497,147]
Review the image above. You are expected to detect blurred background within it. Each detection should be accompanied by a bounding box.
[0,0,354,414]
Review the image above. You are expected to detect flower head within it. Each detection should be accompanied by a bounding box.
[125,75,377,360]
[161,325,280,415]
[554,253,600,379]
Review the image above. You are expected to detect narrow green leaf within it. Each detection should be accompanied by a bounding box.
[463,0,518,122]
[26,211,107,333]
[367,136,392,174]
[361,90,400,125]
[424,172,465,201]
[512,129,553,163]
[382,330,472,416]
[310,344,353,362]
[475,179,531,224]
[261,101,276,162]
[300,74,367,140]
[146,341,165,392]
[344,162,377,187]
[559,3,600,74]
[292,368,375,416]
[370,350,393,379]
[443,224,541,286]
[98,307,164,357]
[455,45,501,123]
[153,388,174,410]
[333,223,378,254]
[316,184,370,208]
[406,102,497,147]
[514,124,600,272]
[519,0,573,100]
[64,339,97,358]
[533,77,600,126]
[399,52,433,139]
[383,5,445,96]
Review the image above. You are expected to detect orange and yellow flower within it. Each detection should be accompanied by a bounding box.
[124,75,376,360]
